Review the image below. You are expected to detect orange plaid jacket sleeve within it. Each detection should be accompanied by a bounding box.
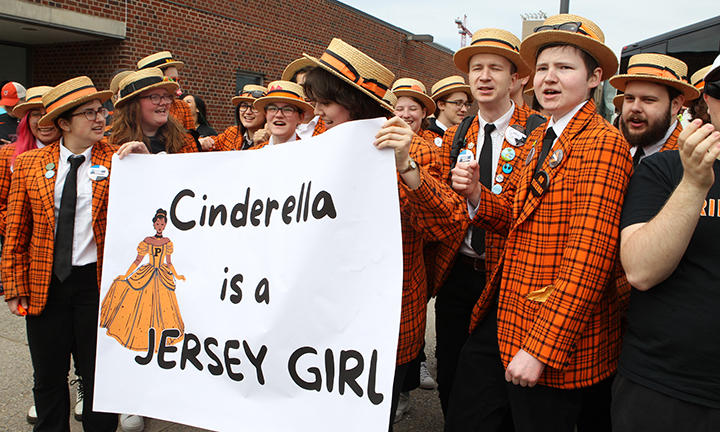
[469,100,632,388]
[211,126,243,151]
[177,133,200,153]
[662,121,682,151]
[170,98,195,131]
[2,140,117,314]
[0,143,16,237]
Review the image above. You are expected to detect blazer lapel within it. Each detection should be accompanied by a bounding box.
[514,101,594,226]
[37,143,61,231]
[90,141,113,231]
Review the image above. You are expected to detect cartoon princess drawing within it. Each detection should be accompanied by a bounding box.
[100,208,186,351]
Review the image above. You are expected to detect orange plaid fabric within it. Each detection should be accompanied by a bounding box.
[421,105,536,295]
[464,100,633,388]
[661,121,682,151]
[421,128,441,143]
[2,139,118,314]
[395,134,466,365]
[212,126,245,151]
[0,143,16,237]
[312,117,326,136]
[170,98,195,131]
[177,132,199,153]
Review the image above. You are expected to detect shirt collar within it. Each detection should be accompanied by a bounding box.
[59,138,93,163]
[435,118,449,132]
[645,120,678,156]
[477,100,515,135]
[296,115,320,133]
[547,100,587,138]
[35,138,46,149]
[269,134,297,146]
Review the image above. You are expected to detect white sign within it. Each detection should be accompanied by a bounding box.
[94,118,403,432]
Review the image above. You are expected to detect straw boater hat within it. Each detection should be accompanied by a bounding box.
[137,51,184,71]
[690,65,712,92]
[303,38,395,112]
[231,84,268,106]
[109,70,133,97]
[281,57,316,82]
[391,78,436,114]
[609,53,700,101]
[454,29,530,77]
[253,80,314,113]
[39,77,112,127]
[430,76,472,102]
[12,86,53,118]
[520,14,618,81]
[114,68,179,108]
[383,90,397,107]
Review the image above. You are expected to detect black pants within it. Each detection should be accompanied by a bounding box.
[444,300,513,432]
[26,263,118,432]
[612,373,720,432]
[388,361,411,431]
[435,256,486,417]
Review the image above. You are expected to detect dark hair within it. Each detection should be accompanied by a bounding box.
[303,67,388,120]
[666,86,682,103]
[180,93,212,129]
[537,43,600,99]
[290,66,315,84]
[153,208,168,222]
[688,96,710,123]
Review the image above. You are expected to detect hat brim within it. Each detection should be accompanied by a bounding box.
[432,84,473,102]
[39,90,113,127]
[392,89,436,115]
[12,101,43,119]
[453,46,531,77]
[114,82,179,108]
[303,53,394,113]
[253,96,314,114]
[613,94,624,111]
[158,60,184,71]
[281,58,316,81]
[520,31,618,81]
[231,95,257,106]
[609,74,700,102]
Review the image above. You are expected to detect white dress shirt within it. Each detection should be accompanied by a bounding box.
[460,101,515,259]
[546,100,588,147]
[435,118,449,132]
[296,115,320,140]
[54,140,97,266]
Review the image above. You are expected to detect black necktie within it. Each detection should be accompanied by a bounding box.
[535,127,557,173]
[53,154,86,282]
[632,146,645,167]
[470,123,496,256]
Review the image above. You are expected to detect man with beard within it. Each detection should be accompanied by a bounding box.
[613,53,720,431]
[610,53,700,166]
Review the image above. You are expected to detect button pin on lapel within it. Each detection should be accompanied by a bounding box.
[434,137,443,147]
[548,149,564,168]
[502,163,513,174]
[524,146,536,166]
[88,164,109,181]
[45,163,55,170]
[501,147,516,162]
[45,170,55,179]
[467,141,475,150]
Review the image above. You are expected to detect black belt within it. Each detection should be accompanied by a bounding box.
[456,254,485,272]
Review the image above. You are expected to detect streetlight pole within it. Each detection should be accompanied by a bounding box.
[560,0,569,13]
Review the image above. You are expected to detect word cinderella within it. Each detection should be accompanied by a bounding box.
[169,181,337,231]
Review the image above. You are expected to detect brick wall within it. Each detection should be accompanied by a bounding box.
[29,0,460,130]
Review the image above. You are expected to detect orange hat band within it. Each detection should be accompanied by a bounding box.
[265,89,304,101]
[627,64,683,81]
[432,82,465,95]
[470,37,519,53]
[45,86,98,113]
[319,50,388,99]
[24,95,43,103]
[394,84,425,92]
[119,75,167,98]
[694,80,705,90]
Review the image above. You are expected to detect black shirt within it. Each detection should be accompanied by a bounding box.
[620,150,720,408]
[197,124,217,138]
[0,112,19,142]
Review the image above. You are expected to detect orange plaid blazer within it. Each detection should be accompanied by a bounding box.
[212,126,252,151]
[312,118,326,136]
[178,133,199,153]
[0,143,16,237]
[395,134,466,365]
[662,122,682,151]
[171,98,195,131]
[422,105,536,296]
[463,100,633,388]
[2,139,118,314]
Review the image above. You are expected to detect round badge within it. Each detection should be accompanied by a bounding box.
[491,184,503,194]
[467,141,475,150]
[524,146,536,166]
[434,137,443,147]
[45,163,55,170]
[45,170,55,179]
[549,149,564,168]
[457,149,474,163]
[501,147,516,162]
[502,163,513,174]
[88,164,109,181]
[495,174,504,183]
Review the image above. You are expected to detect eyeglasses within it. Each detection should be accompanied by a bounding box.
[266,105,299,115]
[238,102,259,113]
[140,94,174,105]
[241,90,265,98]
[71,107,109,121]
[443,100,472,109]
[534,21,590,37]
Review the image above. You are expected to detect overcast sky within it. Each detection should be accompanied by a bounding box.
[340,0,718,58]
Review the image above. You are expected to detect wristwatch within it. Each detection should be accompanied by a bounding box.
[399,158,417,174]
